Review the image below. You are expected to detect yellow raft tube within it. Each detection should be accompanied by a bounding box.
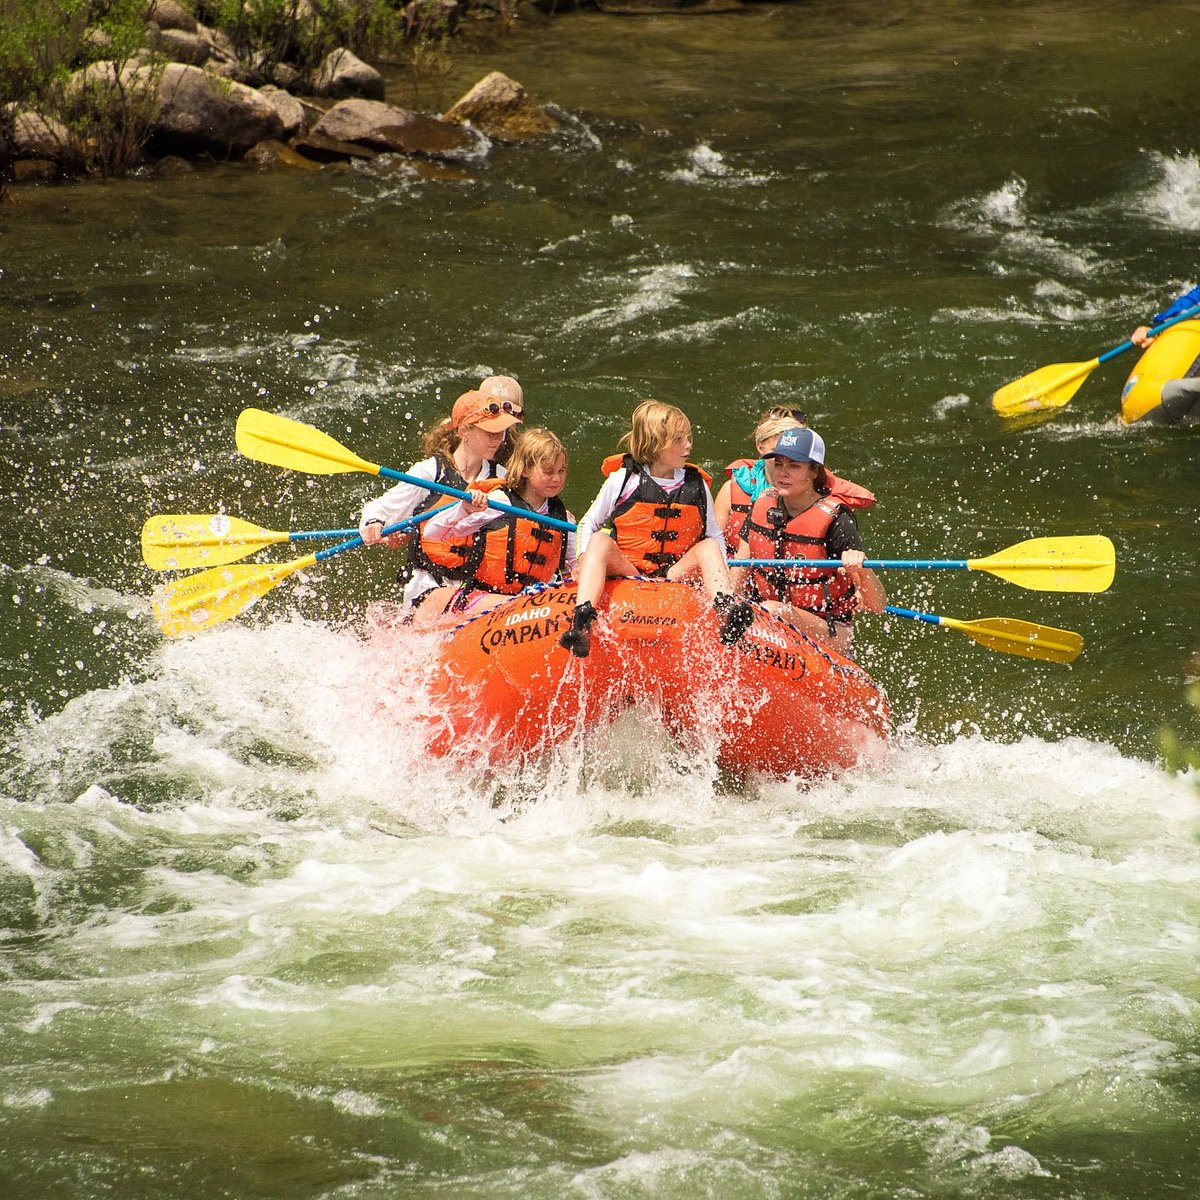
[1120,319,1200,423]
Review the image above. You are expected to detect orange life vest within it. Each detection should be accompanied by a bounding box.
[743,490,857,620]
[722,458,757,547]
[420,480,568,593]
[403,455,502,581]
[601,453,712,576]
[723,459,876,550]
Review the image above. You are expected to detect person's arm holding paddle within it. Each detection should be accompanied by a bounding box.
[1131,281,1200,347]
[1125,282,1200,423]
[838,548,887,616]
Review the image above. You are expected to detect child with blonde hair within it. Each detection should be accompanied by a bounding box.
[560,399,753,658]
[413,427,576,621]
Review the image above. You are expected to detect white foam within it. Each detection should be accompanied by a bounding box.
[943,177,1101,278]
[561,263,696,333]
[668,143,774,188]
[1138,151,1200,230]
[4,621,1199,1174]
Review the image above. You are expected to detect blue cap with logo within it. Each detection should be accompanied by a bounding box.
[763,426,826,464]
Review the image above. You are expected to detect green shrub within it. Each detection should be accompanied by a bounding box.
[1161,679,1200,776]
[0,0,164,177]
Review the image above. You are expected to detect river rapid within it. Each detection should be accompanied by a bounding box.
[3,3,1200,1196]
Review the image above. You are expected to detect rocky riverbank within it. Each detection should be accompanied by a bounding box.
[1,0,771,193]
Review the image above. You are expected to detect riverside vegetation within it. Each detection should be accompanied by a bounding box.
[0,0,549,186]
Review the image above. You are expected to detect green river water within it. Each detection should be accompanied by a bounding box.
[3,3,1200,1196]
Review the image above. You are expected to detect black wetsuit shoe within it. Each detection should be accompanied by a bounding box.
[559,601,597,658]
[714,593,754,645]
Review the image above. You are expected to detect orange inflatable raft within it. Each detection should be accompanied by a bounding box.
[420,579,890,777]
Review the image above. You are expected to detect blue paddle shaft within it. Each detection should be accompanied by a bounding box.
[728,559,968,570]
[311,503,453,564]
[1096,301,1200,366]
[377,466,577,532]
[885,605,942,627]
[288,528,357,541]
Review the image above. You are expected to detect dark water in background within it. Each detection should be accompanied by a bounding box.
[2,3,1200,1197]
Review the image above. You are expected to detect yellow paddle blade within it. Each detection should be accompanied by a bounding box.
[991,357,1100,417]
[151,553,318,637]
[940,615,1084,663]
[141,514,289,570]
[236,407,380,476]
[968,535,1115,593]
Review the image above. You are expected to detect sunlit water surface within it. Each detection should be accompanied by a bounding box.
[3,3,1200,1196]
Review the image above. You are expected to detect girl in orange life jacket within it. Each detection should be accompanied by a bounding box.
[407,429,578,626]
[560,399,754,658]
[728,426,886,659]
[713,407,877,546]
[358,389,522,609]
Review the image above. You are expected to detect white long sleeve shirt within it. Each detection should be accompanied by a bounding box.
[360,456,505,605]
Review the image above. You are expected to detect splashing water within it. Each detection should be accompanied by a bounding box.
[977,177,1030,229]
[3,622,1199,1198]
[1139,151,1200,231]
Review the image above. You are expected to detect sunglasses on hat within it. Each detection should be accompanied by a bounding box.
[479,400,523,417]
[767,405,808,423]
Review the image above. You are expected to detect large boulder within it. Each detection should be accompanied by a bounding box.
[65,59,156,104]
[306,98,483,161]
[151,63,284,156]
[12,111,71,161]
[144,0,198,32]
[153,27,212,66]
[312,48,385,101]
[442,71,558,141]
[258,86,306,139]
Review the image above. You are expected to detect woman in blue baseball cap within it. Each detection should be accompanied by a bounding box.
[713,406,876,547]
[728,426,886,657]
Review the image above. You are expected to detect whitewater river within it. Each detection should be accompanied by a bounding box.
[3,3,1200,1195]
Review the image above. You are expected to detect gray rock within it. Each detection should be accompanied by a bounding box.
[152,63,285,156]
[267,61,304,92]
[12,111,70,160]
[154,27,212,66]
[204,26,238,62]
[144,0,198,32]
[82,27,115,55]
[312,48,385,101]
[311,98,483,160]
[259,86,306,139]
[442,71,559,141]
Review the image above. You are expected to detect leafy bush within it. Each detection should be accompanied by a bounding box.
[202,0,407,80]
[1161,678,1200,776]
[0,0,527,177]
[0,0,164,177]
